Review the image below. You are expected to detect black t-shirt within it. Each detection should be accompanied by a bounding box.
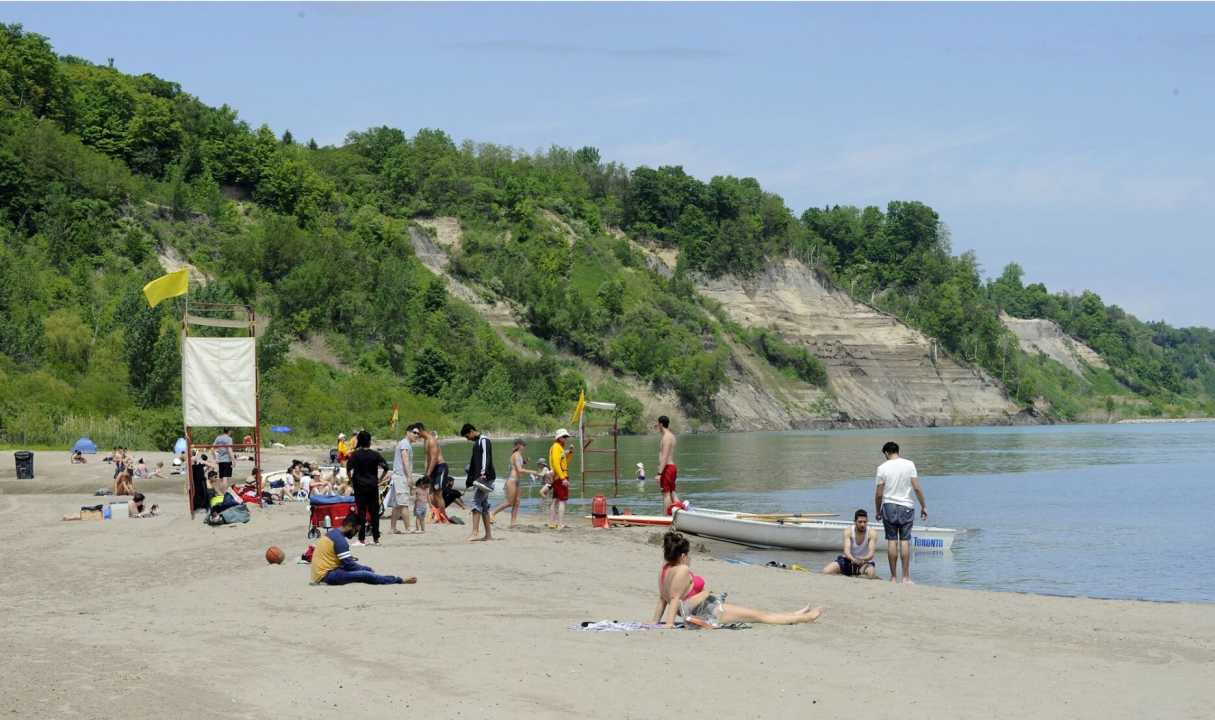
[346,448,388,489]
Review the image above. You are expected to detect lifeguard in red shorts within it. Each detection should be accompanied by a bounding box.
[657,415,684,514]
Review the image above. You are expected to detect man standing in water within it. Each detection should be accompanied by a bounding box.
[657,416,682,514]
[461,423,495,541]
[409,422,450,523]
[875,441,928,584]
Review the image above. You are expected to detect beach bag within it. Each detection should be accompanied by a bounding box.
[219,504,251,524]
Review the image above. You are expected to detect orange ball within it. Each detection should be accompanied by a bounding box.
[265,546,285,564]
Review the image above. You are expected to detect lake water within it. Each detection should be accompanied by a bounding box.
[438,423,1214,603]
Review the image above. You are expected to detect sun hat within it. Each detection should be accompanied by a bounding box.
[338,433,346,439]
[554,428,571,439]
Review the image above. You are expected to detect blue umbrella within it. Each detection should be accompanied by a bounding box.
[173,437,188,454]
[72,437,98,454]
[271,425,292,433]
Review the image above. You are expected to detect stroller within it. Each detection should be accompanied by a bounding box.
[307,494,357,539]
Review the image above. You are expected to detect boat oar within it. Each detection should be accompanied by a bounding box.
[736,512,838,520]
[756,516,841,524]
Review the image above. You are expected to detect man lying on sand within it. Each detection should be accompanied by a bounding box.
[310,513,416,586]
[655,531,823,628]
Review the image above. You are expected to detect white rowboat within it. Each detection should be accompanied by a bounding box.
[673,507,960,551]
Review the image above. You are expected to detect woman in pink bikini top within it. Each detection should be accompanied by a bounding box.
[653,531,825,628]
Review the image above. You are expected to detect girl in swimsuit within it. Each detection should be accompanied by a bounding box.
[654,531,824,628]
[491,440,537,527]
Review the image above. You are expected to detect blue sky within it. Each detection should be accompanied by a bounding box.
[8,2,1214,327]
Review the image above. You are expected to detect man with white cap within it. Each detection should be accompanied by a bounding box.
[547,428,574,529]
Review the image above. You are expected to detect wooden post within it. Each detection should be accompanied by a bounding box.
[612,408,619,497]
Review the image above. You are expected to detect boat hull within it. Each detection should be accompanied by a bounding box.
[673,509,957,551]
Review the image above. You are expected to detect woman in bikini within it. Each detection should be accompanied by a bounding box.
[654,531,824,628]
[491,439,536,527]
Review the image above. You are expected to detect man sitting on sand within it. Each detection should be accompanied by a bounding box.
[310,513,415,586]
[71,450,86,464]
[114,470,134,496]
[822,509,879,579]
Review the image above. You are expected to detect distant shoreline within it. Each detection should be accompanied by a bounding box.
[1115,417,1215,424]
[5,415,1215,454]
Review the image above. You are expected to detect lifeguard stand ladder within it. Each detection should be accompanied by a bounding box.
[578,400,619,498]
[181,300,263,513]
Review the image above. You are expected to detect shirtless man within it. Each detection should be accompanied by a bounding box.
[657,416,682,514]
[409,422,450,522]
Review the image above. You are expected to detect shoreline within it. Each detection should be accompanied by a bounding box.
[4,450,1211,608]
[3,489,1213,719]
[5,412,1211,455]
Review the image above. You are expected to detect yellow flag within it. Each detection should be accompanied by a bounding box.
[142,268,189,308]
[390,403,399,431]
[570,389,586,424]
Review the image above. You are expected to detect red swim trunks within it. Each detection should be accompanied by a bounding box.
[659,464,678,493]
[552,478,570,502]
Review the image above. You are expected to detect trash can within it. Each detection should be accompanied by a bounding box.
[14,451,34,479]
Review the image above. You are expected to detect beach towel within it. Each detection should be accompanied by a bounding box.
[573,621,751,632]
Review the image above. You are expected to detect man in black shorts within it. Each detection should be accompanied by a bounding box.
[822,509,879,578]
[346,430,390,546]
[410,422,451,520]
[214,428,234,486]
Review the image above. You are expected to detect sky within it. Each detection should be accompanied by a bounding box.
[7,2,1214,327]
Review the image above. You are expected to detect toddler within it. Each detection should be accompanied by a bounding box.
[412,477,431,533]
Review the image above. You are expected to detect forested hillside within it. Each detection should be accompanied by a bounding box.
[1,25,1211,448]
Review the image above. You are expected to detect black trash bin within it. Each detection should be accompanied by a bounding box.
[14,451,34,479]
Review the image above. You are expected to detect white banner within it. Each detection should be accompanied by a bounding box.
[182,337,257,427]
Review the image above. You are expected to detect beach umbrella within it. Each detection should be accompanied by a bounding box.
[173,437,188,454]
[72,437,98,454]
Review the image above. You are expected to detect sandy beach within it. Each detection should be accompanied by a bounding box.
[2,451,1213,719]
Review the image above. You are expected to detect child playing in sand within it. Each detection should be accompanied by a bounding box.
[412,477,430,533]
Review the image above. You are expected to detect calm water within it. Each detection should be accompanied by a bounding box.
[438,423,1215,603]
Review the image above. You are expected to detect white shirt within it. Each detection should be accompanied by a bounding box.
[876,457,918,509]
[393,438,412,478]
